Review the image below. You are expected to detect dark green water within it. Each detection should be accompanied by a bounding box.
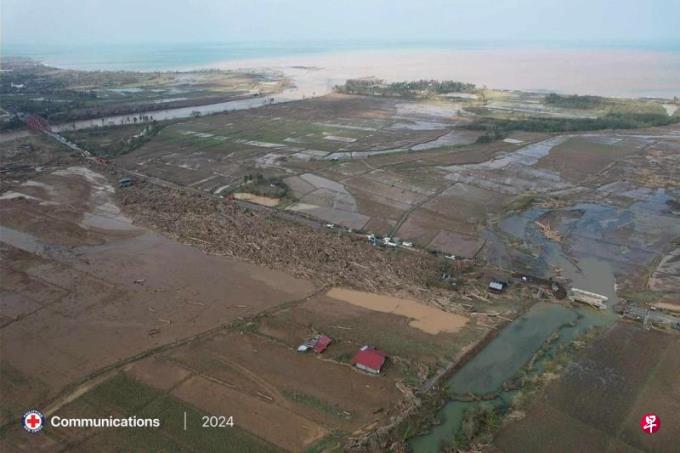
[409,256,618,452]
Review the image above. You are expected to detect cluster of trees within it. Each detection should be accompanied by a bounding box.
[336,78,386,95]
[337,78,476,98]
[0,115,24,131]
[0,59,169,128]
[2,93,96,121]
[544,93,608,109]
[51,69,162,88]
[470,112,679,142]
[386,80,476,94]
[0,61,99,126]
[240,174,288,198]
[475,124,506,143]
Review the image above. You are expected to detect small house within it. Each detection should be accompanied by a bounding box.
[313,335,332,353]
[298,334,333,354]
[351,346,386,374]
[488,280,507,294]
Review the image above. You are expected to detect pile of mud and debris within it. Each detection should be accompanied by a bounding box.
[115,179,445,298]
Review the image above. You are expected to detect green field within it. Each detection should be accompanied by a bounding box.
[3,373,282,452]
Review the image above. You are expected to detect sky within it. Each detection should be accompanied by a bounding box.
[2,0,679,47]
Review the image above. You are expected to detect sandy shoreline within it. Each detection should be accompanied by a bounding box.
[208,48,680,99]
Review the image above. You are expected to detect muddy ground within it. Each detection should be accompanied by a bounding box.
[0,134,509,452]
[0,136,323,451]
[107,95,680,341]
[2,90,679,452]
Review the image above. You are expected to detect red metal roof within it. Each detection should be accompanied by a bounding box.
[313,335,332,353]
[351,348,386,372]
[25,115,51,132]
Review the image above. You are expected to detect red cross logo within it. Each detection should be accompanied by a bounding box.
[22,410,45,433]
[26,415,40,428]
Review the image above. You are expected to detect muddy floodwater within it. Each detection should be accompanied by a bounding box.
[326,288,468,335]
[232,192,281,207]
[214,48,680,99]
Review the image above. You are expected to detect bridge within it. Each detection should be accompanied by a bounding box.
[568,288,608,310]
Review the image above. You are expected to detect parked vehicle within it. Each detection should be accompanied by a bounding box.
[383,237,398,247]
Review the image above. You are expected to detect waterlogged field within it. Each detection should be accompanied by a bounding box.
[106,91,680,270]
[110,94,546,253]
[493,323,680,452]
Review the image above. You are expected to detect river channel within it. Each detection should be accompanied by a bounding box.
[409,210,623,451]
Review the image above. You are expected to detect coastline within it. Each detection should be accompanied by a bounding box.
[209,47,680,99]
[4,45,679,98]
[210,49,680,98]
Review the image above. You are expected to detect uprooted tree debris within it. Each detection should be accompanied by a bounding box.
[116,179,448,299]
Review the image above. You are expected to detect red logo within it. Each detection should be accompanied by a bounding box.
[640,413,661,434]
[22,410,45,433]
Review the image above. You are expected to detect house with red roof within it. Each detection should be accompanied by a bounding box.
[313,335,332,353]
[351,346,386,374]
[297,334,333,354]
